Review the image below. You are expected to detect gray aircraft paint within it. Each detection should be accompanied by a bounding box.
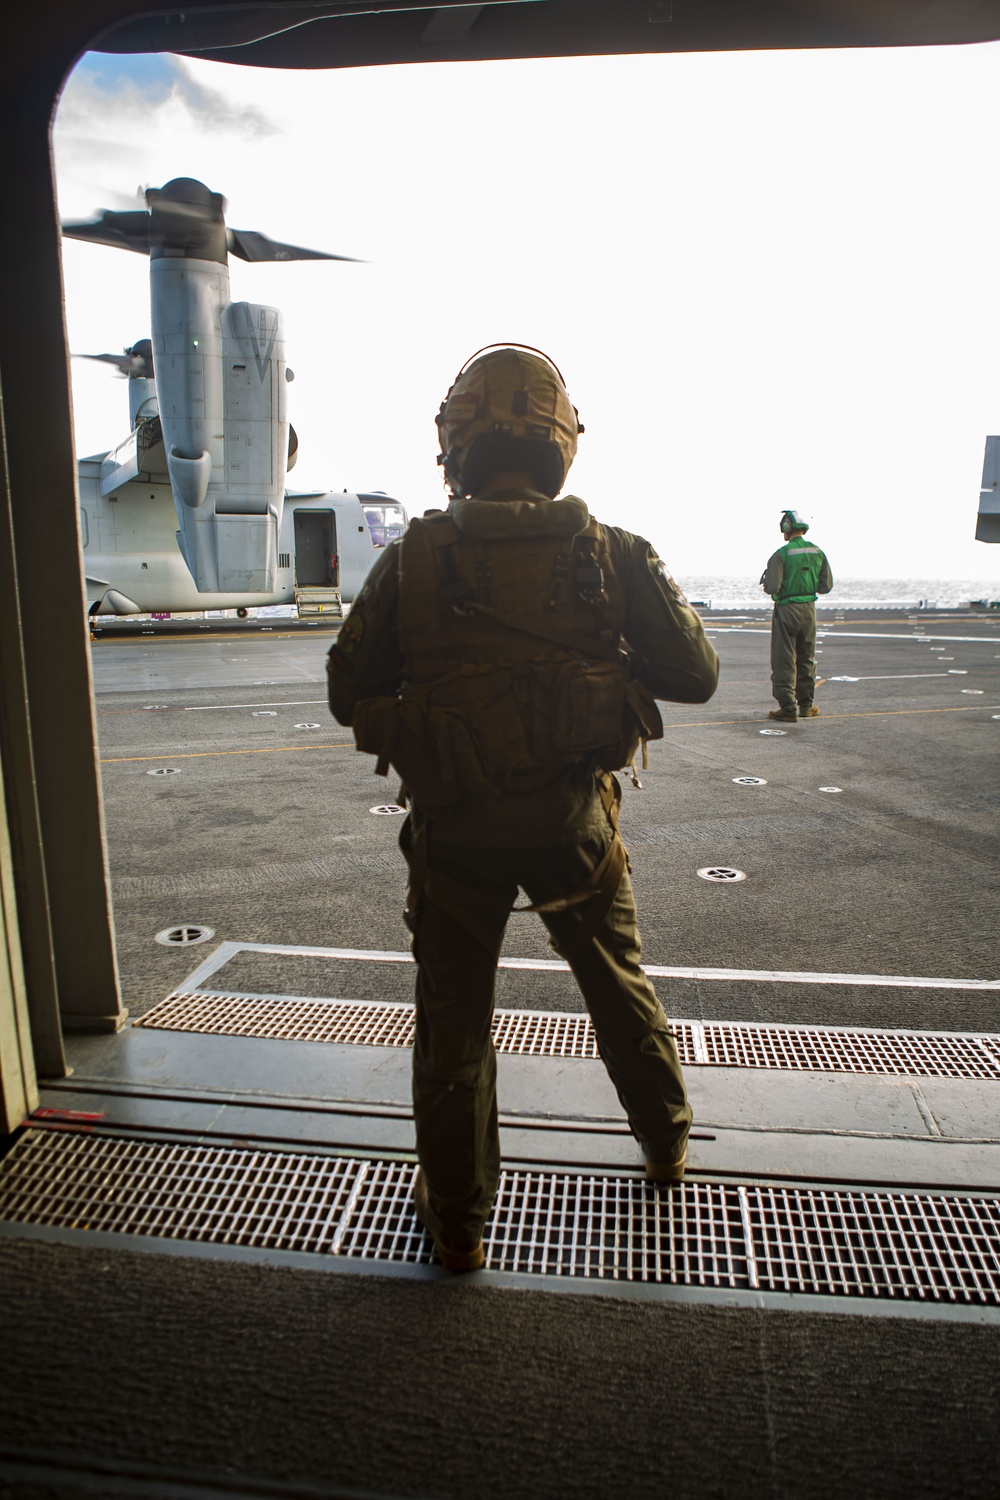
[78,452,397,614]
[66,178,407,615]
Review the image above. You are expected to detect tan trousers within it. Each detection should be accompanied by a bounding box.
[400,812,692,1244]
[770,600,818,711]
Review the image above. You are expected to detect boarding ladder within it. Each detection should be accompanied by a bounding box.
[294,586,344,620]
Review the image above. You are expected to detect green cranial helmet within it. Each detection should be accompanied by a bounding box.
[435,345,584,498]
[780,509,809,534]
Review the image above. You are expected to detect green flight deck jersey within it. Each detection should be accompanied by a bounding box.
[762,536,833,604]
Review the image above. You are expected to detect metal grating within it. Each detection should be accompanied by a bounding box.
[139,992,419,1049]
[1,1128,998,1304]
[483,1171,747,1285]
[746,1185,1000,1302]
[137,992,1000,1081]
[698,1021,1000,1079]
[0,1130,357,1253]
[138,991,616,1059]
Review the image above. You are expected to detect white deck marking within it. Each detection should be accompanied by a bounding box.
[711,629,1000,643]
[827,673,952,682]
[183,699,326,712]
[179,940,1000,994]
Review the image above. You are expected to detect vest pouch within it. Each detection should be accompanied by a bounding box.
[352,695,400,769]
[418,664,536,793]
[596,679,664,771]
[352,693,468,809]
[541,659,628,758]
[355,665,538,807]
[424,706,495,800]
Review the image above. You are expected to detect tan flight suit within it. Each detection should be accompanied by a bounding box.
[328,488,719,1245]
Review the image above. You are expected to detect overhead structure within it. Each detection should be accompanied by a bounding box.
[93,0,1000,67]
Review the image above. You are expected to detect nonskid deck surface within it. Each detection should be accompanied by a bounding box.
[91,609,1000,1030]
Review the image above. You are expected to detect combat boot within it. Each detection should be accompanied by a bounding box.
[645,1147,687,1186]
[768,707,797,722]
[413,1169,485,1273]
[799,704,820,717]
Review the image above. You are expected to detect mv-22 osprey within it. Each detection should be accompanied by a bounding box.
[65,177,406,619]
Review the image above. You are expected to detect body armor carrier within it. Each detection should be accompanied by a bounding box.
[353,495,662,810]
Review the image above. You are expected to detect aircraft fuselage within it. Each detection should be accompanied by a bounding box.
[78,453,404,613]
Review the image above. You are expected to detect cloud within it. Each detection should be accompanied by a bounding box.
[170,58,279,137]
[54,52,281,217]
[57,52,279,140]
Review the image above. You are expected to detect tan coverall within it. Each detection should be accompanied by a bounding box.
[328,492,719,1245]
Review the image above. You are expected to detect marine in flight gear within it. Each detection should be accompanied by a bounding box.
[761,510,834,721]
[328,346,719,1270]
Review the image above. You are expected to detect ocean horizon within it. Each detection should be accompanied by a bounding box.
[675,577,1000,610]
[158,576,999,621]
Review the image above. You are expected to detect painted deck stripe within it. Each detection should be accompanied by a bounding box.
[182,700,326,712]
[712,628,1000,643]
[99,700,326,716]
[92,629,339,645]
[179,940,1000,995]
[100,743,353,763]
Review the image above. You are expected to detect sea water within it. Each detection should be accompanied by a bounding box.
[677,578,1000,610]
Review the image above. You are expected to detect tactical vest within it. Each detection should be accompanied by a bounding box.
[352,494,662,809]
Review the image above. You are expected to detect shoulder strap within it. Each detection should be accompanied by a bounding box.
[406,512,476,607]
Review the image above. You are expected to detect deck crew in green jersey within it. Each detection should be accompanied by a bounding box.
[328,346,719,1272]
[761,510,833,722]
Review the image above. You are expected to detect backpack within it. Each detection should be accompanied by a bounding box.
[353,495,662,808]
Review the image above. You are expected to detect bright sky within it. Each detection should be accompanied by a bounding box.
[54,40,1000,582]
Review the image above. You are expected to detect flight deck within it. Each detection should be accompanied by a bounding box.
[2,605,999,1500]
[2,606,998,1315]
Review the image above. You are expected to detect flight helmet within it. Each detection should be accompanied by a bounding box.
[436,345,584,498]
[780,509,809,535]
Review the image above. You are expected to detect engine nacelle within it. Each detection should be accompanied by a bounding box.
[152,257,287,592]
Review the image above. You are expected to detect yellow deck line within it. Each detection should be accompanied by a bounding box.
[101,742,354,764]
[92,629,339,645]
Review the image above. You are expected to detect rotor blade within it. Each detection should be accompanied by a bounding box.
[73,352,133,376]
[61,209,150,255]
[74,346,152,377]
[227,227,359,263]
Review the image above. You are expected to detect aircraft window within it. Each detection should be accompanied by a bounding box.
[363,503,407,548]
[363,507,385,546]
